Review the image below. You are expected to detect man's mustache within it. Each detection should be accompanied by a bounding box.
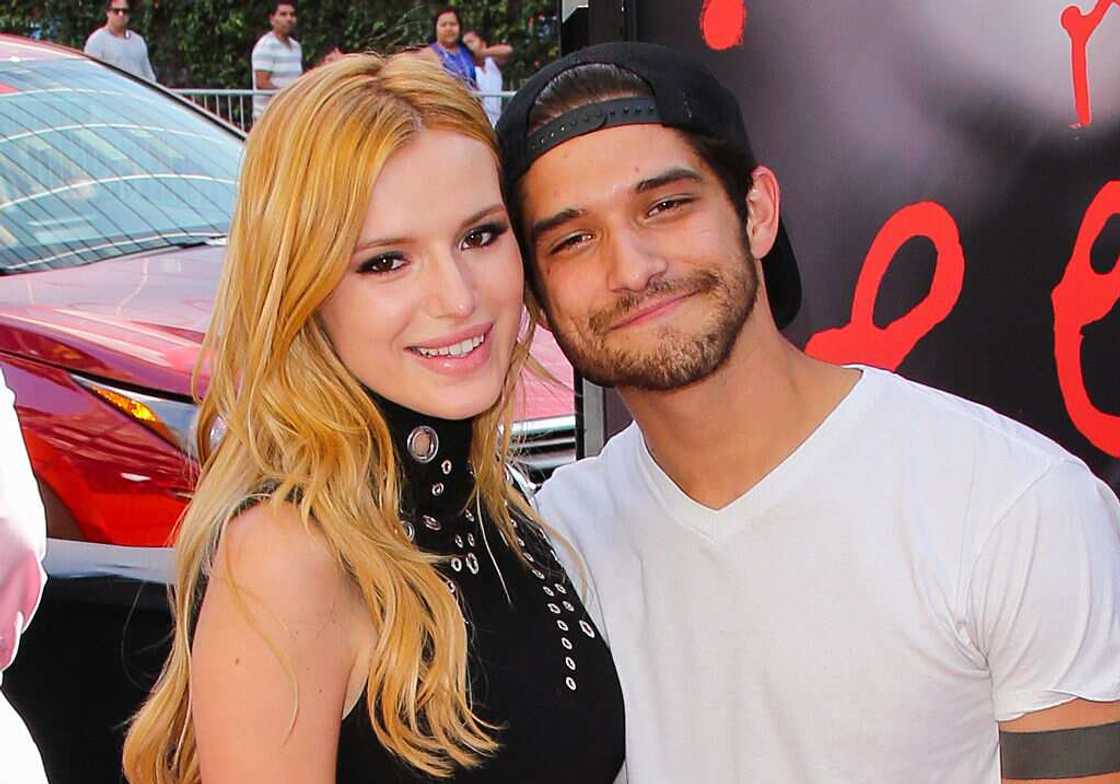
[587,270,722,335]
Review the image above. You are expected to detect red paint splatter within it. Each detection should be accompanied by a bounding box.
[1052,180,1120,456]
[0,84,18,95]
[700,0,747,51]
[805,202,965,371]
[1060,0,1120,127]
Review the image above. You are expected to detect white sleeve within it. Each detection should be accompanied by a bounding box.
[0,370,46,674]
[966,459,1120,720]
[83,31,102,59]
[140,39,156,82]
[251,40,273,79]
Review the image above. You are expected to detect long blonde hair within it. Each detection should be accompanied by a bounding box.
[123,53,541,782]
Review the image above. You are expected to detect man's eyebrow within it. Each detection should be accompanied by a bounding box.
[352,203,505,255]
[530,207,586,244]
[635,167,704,194]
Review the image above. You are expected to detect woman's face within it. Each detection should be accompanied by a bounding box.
[435,12,461,47]
[318,129,524,421]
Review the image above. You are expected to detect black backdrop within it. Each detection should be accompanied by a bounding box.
[582,0,1120,491]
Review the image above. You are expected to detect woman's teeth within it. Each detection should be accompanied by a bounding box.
[415,333,485,358]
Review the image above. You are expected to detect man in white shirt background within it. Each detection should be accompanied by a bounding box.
[498,43,1120,783]
[251,2,302,121]
[462,29,512,126]
[0,371,48,784]
[82,0,156,82]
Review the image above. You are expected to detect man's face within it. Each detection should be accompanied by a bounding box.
[270,4,297,36]
[106,2,130,33]
[520,124,759,391]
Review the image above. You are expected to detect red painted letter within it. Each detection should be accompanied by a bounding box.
[805,202,965,371]
[700,0,747,51]
[1060,0,1120,127]
[1052,180,1120,456]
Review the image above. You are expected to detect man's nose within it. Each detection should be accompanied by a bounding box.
[603,228,669,293]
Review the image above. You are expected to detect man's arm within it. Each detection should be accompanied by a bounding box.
[966,460,1120,783]
[251,42,275,90]
[1000,700,1120,783]
[139,40,156,82]
[253,70,277,90]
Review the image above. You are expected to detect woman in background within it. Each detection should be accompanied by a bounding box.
[424,7,477,89]
[121,54,624,784]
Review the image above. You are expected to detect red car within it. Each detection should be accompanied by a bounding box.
[0,35,575,551]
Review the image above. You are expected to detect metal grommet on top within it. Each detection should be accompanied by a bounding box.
[422,514,441,532]
[465,553,480,574]
[401,520,415,542]
[441,459,453,476]
[431,483,445,497]
[406,425,439,464]
[450,556,463,573]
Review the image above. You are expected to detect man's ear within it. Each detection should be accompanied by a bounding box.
[745,165,781,260]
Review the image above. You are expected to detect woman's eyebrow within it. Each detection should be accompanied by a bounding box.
[352,204,506,255]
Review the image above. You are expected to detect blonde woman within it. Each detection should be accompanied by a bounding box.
[122,54,624,784]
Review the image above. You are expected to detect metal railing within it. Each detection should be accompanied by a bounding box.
[173,88,516,132]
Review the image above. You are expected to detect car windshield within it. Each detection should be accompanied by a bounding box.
[0,56,241,273]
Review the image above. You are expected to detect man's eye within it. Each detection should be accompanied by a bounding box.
[461,222,508,251]
[549,232,592,255]
[649,197,690,216]
[358,254,406,274]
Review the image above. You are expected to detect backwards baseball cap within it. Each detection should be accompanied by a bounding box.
[497,41,801,329]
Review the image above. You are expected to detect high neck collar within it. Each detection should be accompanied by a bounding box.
[374,394,475,524]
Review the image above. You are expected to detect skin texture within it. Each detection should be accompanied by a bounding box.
[318,129,523,421]
[520,121,1120,780]
[191,129,522,782]
[255,3,297,91]
[105,1,129,36]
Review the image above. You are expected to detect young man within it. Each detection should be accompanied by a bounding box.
[498,43,1120,782]
[250,2,301,121]
[83,0,156,82]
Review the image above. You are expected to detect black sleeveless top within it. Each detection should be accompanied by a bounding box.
[335,399,625,783]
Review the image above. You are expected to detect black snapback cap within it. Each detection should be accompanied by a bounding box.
[497,41,801,329]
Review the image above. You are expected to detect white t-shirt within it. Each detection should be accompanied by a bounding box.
[83,28,156,81]
[251,32,302,119]
[476,57,503,126]
[537,366,1120,783]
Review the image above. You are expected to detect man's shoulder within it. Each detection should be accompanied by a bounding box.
[536,423,642,521]
[252,32,278,53]
[84,27,107,47]
[864,366,1082,502]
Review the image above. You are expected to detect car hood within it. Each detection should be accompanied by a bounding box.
[0,247,220,397]
[0,247,576,419]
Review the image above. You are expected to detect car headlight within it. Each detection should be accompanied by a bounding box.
[72,375,212,459]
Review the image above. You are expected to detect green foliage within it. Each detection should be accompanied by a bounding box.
[0,1,558,88]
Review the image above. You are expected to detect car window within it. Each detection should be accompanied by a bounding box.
[0,57,241,273]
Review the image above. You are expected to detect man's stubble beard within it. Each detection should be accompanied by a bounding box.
[546,233,760,392]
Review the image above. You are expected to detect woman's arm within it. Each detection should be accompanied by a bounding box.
[191,501,369,783]
[0,373,45,675]
[480,43,513,64]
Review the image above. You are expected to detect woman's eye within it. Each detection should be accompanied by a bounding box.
[461,222,508,251]
[358,254,406,275]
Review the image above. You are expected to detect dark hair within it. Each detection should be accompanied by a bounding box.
[511,63,753,281]
[431,7,464,43]
[269,1,296,15]
[105,0,130,10]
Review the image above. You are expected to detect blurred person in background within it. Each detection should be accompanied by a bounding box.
[251,2,302,121]
[463,30,511,125]
[83,0,156,82]
[121,54,623,784]
[424,7,477,90]
[0,371,48,784]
